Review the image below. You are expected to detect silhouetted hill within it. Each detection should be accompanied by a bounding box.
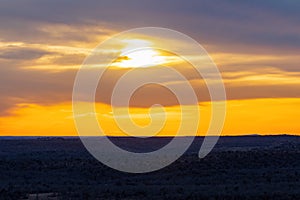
[0,135,300,199]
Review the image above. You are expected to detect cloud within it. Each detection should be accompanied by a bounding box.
[0,66,76,115]
[0,46,50,60]
[0,0,299,52]
[0,0,299,116]
[0,19,113,47]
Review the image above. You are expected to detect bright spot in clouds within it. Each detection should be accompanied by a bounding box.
[114,39,168,68]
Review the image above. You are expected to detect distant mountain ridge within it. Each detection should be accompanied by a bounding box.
[0,134,299,140]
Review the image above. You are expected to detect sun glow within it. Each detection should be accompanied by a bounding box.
[113,39,168,68]
[117,49,167,68]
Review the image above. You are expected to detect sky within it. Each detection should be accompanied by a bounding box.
[0,0,300,136]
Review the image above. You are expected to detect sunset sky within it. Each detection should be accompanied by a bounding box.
[0,0,300,136]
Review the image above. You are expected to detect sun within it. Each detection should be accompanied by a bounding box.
[112,39,168,68]
[118,49,167,68]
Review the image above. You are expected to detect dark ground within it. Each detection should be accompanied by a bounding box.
[0,136,300,199]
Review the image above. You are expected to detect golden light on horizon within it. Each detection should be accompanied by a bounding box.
[0,27,299,137]
[1,98,300,136]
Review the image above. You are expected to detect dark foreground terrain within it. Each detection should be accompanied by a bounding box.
[1,136,300,199]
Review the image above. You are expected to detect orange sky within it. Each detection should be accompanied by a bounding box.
[0,1,300,136]
[0,98,299,136]
[0,34,299,136]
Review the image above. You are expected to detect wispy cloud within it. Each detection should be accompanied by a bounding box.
[0,0,299,117]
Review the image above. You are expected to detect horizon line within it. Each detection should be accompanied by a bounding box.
[0,134,300,138]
